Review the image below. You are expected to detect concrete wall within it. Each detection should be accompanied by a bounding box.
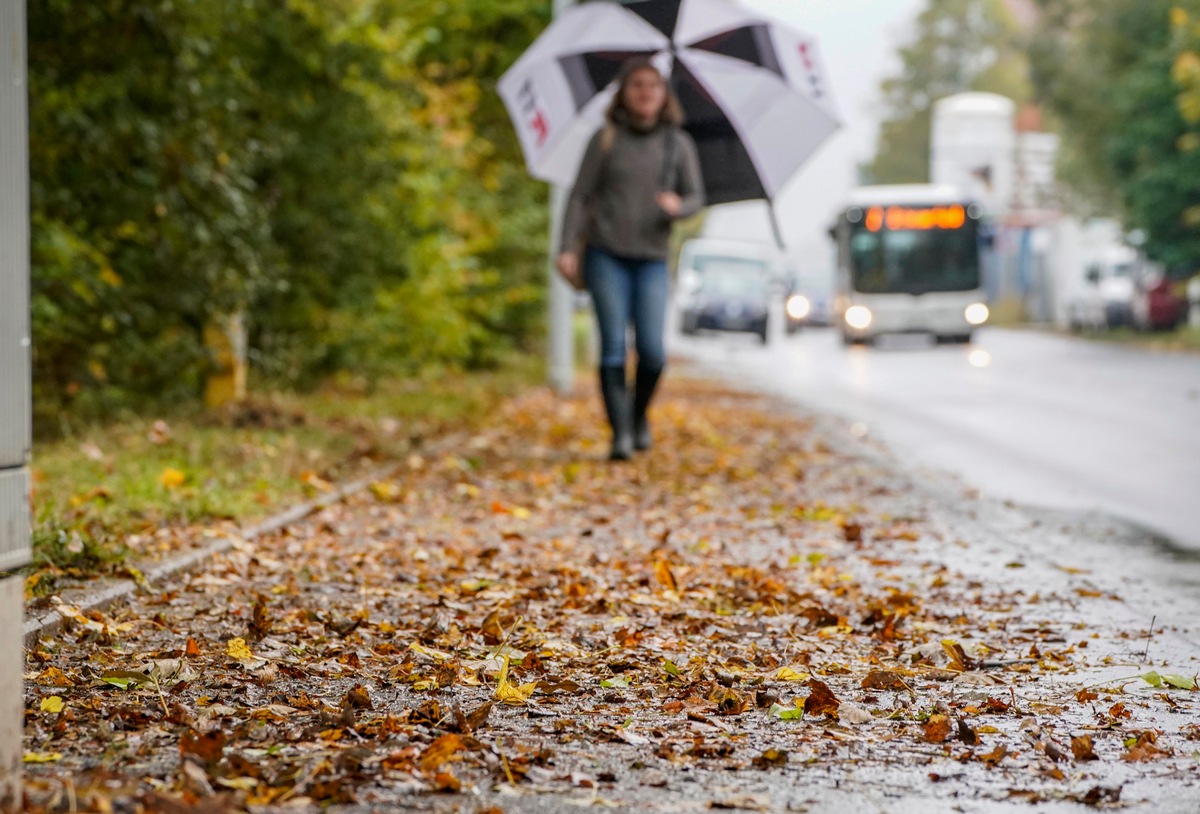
[0,0,30,808]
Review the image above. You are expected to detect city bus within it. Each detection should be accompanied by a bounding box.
[831,184,991,345]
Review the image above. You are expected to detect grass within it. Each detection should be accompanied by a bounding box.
[27,354,543,593]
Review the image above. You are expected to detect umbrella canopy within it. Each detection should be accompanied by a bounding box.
[498,0,841,206]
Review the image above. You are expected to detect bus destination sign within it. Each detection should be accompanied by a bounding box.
[864,205,967,233]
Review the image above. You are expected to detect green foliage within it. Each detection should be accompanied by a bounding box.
[28,0,551,433]
[866,0,1029,184]
[1029,0,1200,270]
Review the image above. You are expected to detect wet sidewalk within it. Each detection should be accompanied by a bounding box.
[22,374,1200,813]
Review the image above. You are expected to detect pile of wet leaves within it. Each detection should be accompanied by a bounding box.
[22,378,1200,812]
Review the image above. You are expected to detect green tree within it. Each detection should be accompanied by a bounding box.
[28,0,552,432]
[867,0,1029,184]
[1029,0,1200,270]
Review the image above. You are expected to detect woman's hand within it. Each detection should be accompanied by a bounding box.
[656,191,682,217]
[556,252,582,287]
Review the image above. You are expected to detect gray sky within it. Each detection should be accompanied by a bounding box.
[704,0,926,273]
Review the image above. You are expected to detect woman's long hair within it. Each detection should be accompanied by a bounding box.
[605,57,684,127]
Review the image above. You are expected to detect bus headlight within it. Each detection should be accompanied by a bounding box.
[964,303,990,326]
[845,305,873,330]
[786,295,811,320]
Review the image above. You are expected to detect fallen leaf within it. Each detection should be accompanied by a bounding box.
[226,637,255,662]
[419,733,465,773]
[924,713,953,743]
[23,752,63,764]
[861,670,908,691]
[802,679,840,719]
[495,656,537,705]
[40,696,65,714]
[1071,734,1098,761]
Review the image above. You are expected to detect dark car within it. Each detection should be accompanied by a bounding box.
[1132,265,1188,331]
[782,271,835,333]
[679,271,771,343]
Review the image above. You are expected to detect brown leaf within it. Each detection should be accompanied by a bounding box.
[248,595,271,641]
[463,701,493,732]
[979,744,1008,766]
[1071,734,1098,761]
[1123,731,1170,762]
[802,679,840,719]
[751,748,789,769]
[184,638,202,658]
[179,729,226,769]
[923,713,952,744]
[344,684,374,711]
[861,670,908,691]
[419,733,465,773]
[1108,702,1132,720]
[957,718,979,745]
[1075,688,1099,703]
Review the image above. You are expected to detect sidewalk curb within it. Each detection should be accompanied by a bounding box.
[23,466,397,647]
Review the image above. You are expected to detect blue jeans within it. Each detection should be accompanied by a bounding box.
[585,247,668,369]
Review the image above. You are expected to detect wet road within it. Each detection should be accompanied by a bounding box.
[670,325,1200,552]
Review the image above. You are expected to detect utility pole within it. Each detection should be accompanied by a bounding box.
[546,0,578,395]
[0,1,31,809]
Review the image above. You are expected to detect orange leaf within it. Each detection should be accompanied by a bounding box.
[924,713,953,743]
[418,733,465,773]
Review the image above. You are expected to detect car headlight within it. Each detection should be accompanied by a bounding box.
[844,305,873,330]
[964,303,990,326]
[786,295,811,320]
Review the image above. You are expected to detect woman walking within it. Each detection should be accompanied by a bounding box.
[557,58,704,460]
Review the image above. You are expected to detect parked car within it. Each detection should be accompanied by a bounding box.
[1066,247,1136,331]
[1132,264,1189,331]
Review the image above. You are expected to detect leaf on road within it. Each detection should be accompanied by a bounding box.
[418,733,465,773]
[653,558,677,592]
[226,637,255,662]
[861,670,909,691]
[924,713,953,743]
[179,729,226,768]
[23,752,63,764]
[803,679,840,719]
[1071,734,1099,761]
[768,702,805,721]
[775,666,809,682]
[495,656,537,705]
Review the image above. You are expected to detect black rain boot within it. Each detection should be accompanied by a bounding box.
[599,365,634,461]
[632,363,663,452]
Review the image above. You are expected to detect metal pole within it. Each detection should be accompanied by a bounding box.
[0,1,31,809]
[547,0,578,395]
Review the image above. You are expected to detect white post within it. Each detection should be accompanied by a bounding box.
[547,0,578,395]
[0,1,30,809]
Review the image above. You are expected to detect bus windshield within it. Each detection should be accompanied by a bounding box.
[849,216,980,295]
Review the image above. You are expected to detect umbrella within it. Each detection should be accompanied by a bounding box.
[498,0,841,212]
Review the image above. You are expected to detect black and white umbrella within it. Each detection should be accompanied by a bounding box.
[498,0,841,207]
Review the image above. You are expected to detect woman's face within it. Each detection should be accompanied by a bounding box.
[622,67,667,122]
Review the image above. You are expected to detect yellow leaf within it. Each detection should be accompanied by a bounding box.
[775,667,810,682]
[495,656,536,706]
[160,467,186,489]
[226,638,254,661]
[409,642,453,662]
[99,267,123,288]
[511,506,532,520]
[369,480,402,502]
[40,696,64,714]
[653,558,678,592]
[23,752,63,764]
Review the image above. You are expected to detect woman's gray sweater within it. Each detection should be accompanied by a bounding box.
[560,121,704,261]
